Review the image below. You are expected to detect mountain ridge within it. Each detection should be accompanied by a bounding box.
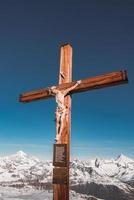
[0,151,134,200]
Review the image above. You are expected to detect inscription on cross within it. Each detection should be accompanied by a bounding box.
[19,44,128,200]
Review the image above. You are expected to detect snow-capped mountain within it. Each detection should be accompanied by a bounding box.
[70,155,134,200]
[0,151,53,185]
[70,154,134,184]
[0,151,134,200]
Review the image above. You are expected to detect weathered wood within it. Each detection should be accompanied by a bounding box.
[53,44,72,200]
[20,70,128,103]
[53,167,68,185]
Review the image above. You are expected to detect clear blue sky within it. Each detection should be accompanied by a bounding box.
[0,0,133,160]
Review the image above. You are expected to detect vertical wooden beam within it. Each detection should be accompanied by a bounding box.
[53,44,72,200]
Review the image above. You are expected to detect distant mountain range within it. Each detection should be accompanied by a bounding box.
[0,151,134,200]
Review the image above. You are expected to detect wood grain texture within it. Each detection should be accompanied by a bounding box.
[20,70,128,103]
[53,44,72,200]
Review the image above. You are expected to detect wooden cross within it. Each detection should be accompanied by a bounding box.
[19,44,128,200]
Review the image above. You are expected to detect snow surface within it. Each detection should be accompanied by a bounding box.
[0,187,102,200]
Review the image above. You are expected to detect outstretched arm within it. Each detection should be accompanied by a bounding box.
[63,80,81,95]
[50,80,81,96]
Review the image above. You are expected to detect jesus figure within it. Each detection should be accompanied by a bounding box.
[50,80,81,142]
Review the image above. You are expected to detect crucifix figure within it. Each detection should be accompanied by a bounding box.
[50,80,81,143]
[19,44,128,200]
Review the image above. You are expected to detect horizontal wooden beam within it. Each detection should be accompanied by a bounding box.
[19,70,128,103]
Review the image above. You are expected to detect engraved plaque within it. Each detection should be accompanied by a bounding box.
[53,144,67,167]
[53,167,68,185]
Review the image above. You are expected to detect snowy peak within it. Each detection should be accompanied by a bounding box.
[9,150,40,163]
[0,151,52,184]
[15,150,27,157]
[116,154,133,164]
